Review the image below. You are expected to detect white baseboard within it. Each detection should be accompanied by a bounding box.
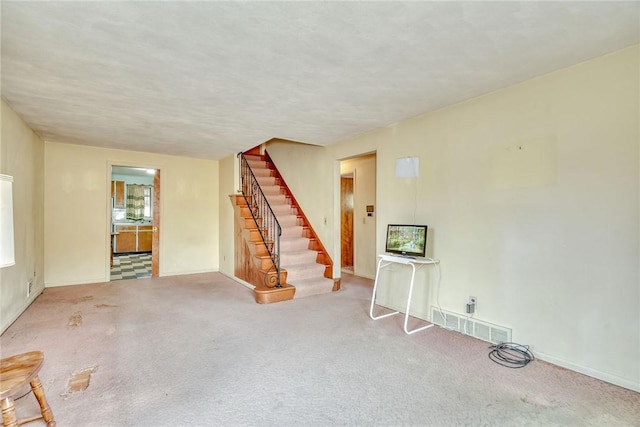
[534,350,640,393]
[220,272,255,289]
[1,289,43,335]
[45,268,220,287]
[158,268,218,277]
[45,276,108,287]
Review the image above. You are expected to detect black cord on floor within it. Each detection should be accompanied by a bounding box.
[488,342,534,368]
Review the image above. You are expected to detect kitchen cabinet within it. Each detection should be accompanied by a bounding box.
[114,225,137,253]
[137,226,153,252]
[112,180,125,208]
[114,224,154,253]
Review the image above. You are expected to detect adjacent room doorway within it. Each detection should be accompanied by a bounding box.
[339,153,377,279]
[109,165,160,281]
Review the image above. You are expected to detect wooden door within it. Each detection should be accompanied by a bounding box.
[341,176,354,268]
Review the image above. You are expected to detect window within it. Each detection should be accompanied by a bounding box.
[144,186,153,219]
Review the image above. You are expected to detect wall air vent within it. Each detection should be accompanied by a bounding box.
[430,307,512,344]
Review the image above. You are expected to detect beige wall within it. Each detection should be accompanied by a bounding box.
[0,99,45,333]
[44,142,219,286]
[256,46,640,391]
[218,154,237,277]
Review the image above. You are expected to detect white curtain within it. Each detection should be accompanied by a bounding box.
[126,184,146,220]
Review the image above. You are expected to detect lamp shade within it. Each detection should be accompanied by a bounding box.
[0,174,15,268]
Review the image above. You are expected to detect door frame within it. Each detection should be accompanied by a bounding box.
[336,151,377,279]
[106,162,161,280]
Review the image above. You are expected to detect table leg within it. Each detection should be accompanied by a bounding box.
[369,258,399,320]
[403,263,434,334]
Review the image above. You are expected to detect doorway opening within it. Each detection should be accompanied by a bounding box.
[339,153,376,279]
[109,165,160,281]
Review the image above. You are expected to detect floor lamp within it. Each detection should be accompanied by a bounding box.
[0,174,15,268]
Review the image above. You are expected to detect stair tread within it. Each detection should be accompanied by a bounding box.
[289,276,334,285]
[281,248,315,255]
[280,232,305,239]
[284,262,325,270]
[288,276,334,298]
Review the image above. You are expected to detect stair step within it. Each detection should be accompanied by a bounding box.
[280,236,309,252]
[284,262,326,282]
[247,158,267,167]
[256,176,277,186]
[280,225,303,238]
[271,204,296,216]
[280,249,317,265]
[278,215,299,227]
[289,276,335,299]
[251,168,272,178]
[257,255,275,270]
[261,185,282,196]
[264,193,287,205]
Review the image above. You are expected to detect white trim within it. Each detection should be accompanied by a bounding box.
[0,289,43,335]
[0,174,16,268]
[221,272,255,290]
[534,350,640,393]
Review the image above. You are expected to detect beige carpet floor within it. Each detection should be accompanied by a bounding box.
[1,272,639,426]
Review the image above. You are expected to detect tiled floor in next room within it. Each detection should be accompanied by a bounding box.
[111,253,152,281]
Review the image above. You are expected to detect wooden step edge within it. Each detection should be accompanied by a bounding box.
[243,146,263,156]
[230,194,247,206]
[254,285,296,304]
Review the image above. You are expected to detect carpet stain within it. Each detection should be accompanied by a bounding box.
[70,295,94,304]
[95,303,118,308]
[68,312,82,328]
[62,366,98,398]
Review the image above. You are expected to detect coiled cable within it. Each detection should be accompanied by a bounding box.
[488,342,534,368]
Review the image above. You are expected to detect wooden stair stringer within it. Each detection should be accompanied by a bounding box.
[229,194,295,303]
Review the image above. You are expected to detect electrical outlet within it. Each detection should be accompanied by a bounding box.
[27,280,33,298]
[465,296,477,314]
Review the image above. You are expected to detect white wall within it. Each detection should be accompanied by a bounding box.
[44,142,219,286]
[0,99,45,333]
[258,46,640,391]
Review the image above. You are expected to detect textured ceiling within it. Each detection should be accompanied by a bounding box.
[2,1,639,160]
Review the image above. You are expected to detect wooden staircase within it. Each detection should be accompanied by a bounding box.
[231,194,295,303]
[231,150,339,303]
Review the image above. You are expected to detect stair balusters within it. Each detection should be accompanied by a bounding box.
[238,153,282,288]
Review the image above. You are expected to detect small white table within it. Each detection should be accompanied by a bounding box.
[369,254,440,334]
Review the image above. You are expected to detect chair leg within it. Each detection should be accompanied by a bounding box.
[1,397,18,427]
[30,376,56,427]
